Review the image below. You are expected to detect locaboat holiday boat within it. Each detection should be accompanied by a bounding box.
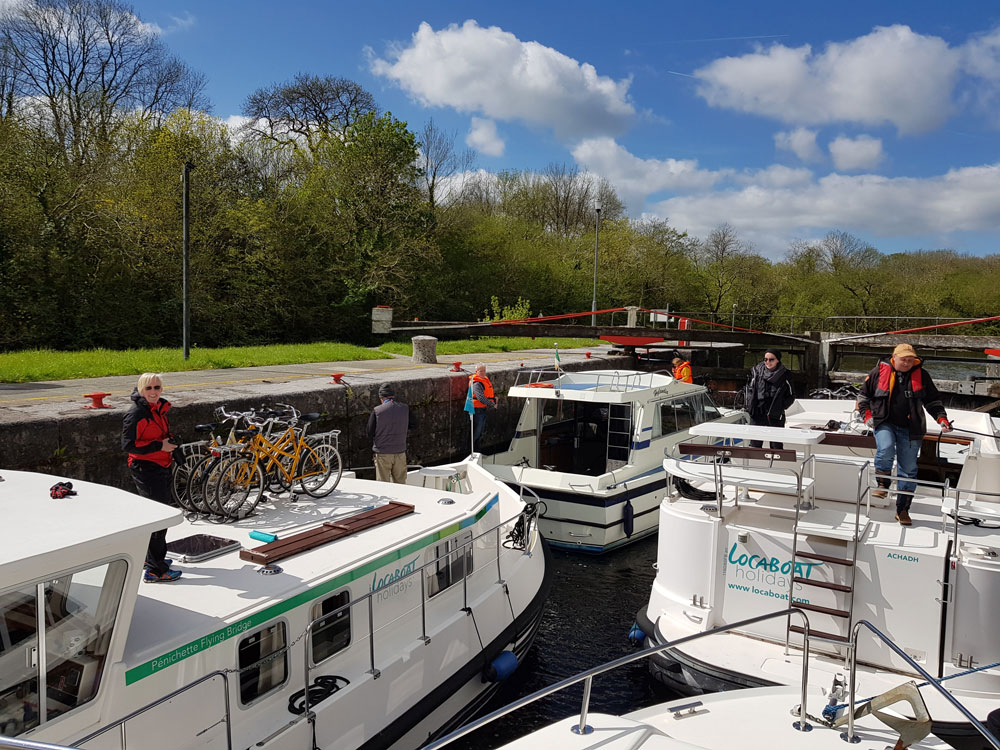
[0,458,550,749]
[424,606,998,750]
[636,397,1000,739]
[482,369,740,553]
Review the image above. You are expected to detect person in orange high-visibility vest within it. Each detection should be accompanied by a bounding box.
[672,357,693,383]
[469,363,497,450]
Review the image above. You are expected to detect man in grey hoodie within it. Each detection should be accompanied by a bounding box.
[368,383,413,483]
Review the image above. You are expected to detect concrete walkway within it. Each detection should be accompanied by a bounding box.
[0,347,615,422]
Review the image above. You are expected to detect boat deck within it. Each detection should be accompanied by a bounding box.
[122,475,500,668]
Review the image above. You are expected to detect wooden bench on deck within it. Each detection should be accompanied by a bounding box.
[240,501,415,565]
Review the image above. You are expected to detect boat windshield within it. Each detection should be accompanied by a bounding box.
[538,400,627,475]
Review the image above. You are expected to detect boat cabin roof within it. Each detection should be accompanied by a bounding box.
[1,469,180,583]
[508,369,705,404]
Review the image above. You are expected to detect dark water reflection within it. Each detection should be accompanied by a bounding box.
[449,536,679,749]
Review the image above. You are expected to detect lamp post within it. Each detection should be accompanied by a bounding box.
[731,302,737,329]
[591,200,602,327]
[182,161,194,360]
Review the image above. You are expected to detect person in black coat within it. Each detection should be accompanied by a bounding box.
[744,349,795,448]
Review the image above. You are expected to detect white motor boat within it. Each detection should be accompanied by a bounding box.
[0,458,550,750]
[423,607,998,750]
[638,398,1000,744]
[482,369,741,553]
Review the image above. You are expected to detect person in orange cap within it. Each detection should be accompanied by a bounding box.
[857,343,952,526]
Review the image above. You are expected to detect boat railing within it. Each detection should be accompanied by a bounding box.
[0,670,234,750]
[512,368,668,393]
[844,620,1000,749]
[942,481,1000,557]
[423,608,814,749]
[279,502,540,735]
[513,368,563,388]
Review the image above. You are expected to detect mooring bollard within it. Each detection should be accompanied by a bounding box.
[329,373,345,384]
[450,361,463,372]
[412,335,438,364]
[83,392,112,409]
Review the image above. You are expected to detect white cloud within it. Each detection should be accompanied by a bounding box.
[734,164,814,188]
[370,20,635,140]
[161,12,196,35]
[648,164,1000,255]
[693,25,960,134]
[466,117,505,157]
[572,137,725,209]
[828,135,884,171]
[961,27,1000,124]
[774,128,822,162]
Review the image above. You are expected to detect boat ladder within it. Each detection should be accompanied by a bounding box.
[786,460,870,652]
[606,403,633,469]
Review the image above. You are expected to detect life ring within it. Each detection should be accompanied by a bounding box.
[526,382,555,388]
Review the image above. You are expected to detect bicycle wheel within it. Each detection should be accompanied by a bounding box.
[266,451,296,492]
[213,456,265,520]
[186,454,219,514]
[171,452,202,512]
[297,443,341,498]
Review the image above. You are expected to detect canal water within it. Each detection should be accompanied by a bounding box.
[449,535,679,749]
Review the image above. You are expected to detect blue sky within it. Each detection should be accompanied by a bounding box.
[135,0,1000,258]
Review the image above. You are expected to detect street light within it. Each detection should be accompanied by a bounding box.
[591,200,602,327]
[182,161,194,360]
[731,302,737,329]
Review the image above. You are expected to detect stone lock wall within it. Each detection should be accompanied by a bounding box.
[0,360,613,488]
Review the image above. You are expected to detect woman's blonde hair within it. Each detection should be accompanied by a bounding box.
[136,372,163,393]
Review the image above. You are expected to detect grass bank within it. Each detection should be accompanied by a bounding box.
[0,343,391,383]
[378,337,605,357]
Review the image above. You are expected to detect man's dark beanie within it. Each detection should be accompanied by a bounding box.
[378,383,394,398]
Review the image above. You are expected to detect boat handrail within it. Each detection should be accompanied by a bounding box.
[0,670,234,750]
[665,441,816,516]
[423,608,814,749]
[844,620,1000,749]
[943,481,1000,559]
[295,500,538,715]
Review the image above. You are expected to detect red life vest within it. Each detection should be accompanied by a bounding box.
[673,361,692,383]
[470,373,494,408]
[873,360,924,398]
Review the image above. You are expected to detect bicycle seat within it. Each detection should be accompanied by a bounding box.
[234,429,255,439]
[194,423,217,433]
[268,409,292,418]
[300,413,322,422]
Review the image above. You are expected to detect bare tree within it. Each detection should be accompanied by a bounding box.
[816,230,884,316]
[693,223,756,313]
[241,74,376,156]
[418,118,474,210]
[1,0,207,163]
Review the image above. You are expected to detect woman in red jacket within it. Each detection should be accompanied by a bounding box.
[121,373,182,582]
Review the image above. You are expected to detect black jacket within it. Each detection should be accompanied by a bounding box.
[745,362,795,419]
[857,359,947,439]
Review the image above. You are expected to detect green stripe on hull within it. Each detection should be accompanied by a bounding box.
[125,493,500,685]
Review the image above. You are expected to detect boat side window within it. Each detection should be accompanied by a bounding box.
[697,394,723,421]
[656,398,699,436]
[310,591,351,664]
[0,560,127,736]
[238,622,288,705]
[425,530,474,598]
